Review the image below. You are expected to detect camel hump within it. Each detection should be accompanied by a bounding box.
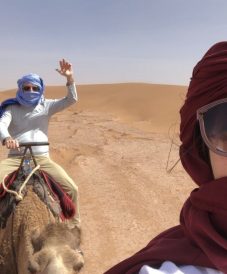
[0,172,62,229]
[0,163,76,229]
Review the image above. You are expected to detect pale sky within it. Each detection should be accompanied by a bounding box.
[0,0,227,90]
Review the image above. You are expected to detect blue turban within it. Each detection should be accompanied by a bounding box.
[16,73,45,106]
[0,73,45,117]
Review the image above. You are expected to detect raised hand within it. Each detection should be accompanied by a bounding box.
[56,59,74,81]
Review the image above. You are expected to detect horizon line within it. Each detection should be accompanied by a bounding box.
[0,81,188,92]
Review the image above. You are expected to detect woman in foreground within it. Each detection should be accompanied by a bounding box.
[104,42,227,274]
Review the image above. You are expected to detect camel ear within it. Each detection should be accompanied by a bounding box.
[71,225,80,233]
[28,249,50,273]
[28,256,40,273]
[70,226,81,247]
[31,228,42,251]
[72,251,84,271]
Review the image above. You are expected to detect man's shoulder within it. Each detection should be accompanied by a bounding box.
[5,103,20,111]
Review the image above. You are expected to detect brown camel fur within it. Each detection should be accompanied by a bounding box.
[0,187,84,274]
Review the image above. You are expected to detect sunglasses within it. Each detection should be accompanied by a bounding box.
[197,98,227,157]
[22,85,40,92]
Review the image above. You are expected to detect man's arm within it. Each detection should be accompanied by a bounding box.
[0,108,19,149]
[47,83,78,116]
[47,58,78,116]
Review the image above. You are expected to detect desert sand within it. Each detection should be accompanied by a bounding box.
[0,83,196,274]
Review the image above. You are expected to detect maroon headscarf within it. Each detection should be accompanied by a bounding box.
[104,42,227,274]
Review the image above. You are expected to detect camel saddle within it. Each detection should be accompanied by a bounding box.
[0,169,75,229]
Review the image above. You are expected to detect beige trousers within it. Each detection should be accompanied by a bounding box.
[0,155,80,226]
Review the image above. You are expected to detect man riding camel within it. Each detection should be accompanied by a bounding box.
[0,59,80,228]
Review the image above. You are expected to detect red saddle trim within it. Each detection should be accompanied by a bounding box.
[0,169,76,220]
[39,170,76,220]
[0,170,18,198]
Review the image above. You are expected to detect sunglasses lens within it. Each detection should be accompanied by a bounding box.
[23,86,40,91]
[203,103,227,153]
[23,86,30,91]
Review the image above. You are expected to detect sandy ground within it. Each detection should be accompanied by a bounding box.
[0,83,196,274]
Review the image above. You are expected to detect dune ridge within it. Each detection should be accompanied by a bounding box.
[0,83,187,132]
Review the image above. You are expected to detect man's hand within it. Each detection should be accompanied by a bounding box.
[3,137,19,150]
[56,59,74,84]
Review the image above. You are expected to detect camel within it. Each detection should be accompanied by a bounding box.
[0,184,84,274]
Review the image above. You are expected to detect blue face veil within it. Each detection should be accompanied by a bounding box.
[0,73,45,117]
[16,73,45,107]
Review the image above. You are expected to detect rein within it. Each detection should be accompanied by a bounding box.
[2,143,41,201]
[2,165,41,201]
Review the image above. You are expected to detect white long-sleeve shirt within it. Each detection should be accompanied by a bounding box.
[139,262,222,274]
[0,84,77,156]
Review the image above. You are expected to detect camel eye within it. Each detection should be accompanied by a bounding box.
[31,235,43,252]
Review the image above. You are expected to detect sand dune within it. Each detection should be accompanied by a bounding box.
[0,83,195,273]
[1,83,186,132]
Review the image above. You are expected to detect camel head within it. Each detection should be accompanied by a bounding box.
[28,223,84,274]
